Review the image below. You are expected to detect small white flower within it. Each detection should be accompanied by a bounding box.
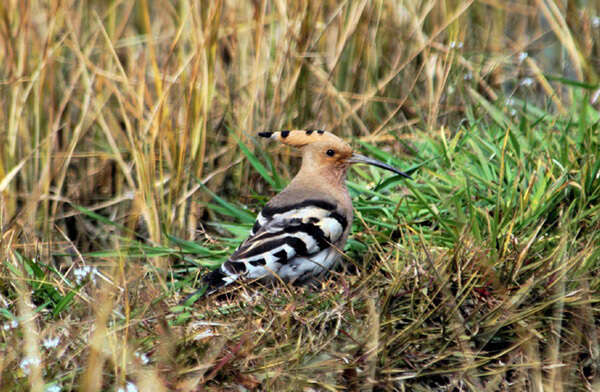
[510,108,517,116]
[117,382,138,392]
[3,320,18,330]
[74,267,88,284]
[20,356,41,375]
[43,336,60,349]
[593,17,600,28]
[134,351,150,365]
[90,267,98,284]
[520,77,534,87]
[464,72,473,80]
[505,98,515,106]
[74,265,98,284]
[518,51,528,63]
[45,384,61,392]
[449,41,463,49]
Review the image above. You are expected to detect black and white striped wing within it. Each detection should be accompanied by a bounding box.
[205,199,348,289]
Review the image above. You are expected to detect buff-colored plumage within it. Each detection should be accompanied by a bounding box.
[200,130,410,294]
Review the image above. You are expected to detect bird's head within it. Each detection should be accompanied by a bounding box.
[258,130,410,183]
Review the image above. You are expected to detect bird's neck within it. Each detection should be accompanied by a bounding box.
[298,161,348,189]
[287,164,351,216]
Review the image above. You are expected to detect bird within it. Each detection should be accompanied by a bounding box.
[197,129,410,296]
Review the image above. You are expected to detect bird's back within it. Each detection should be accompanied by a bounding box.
[204,182,352,292]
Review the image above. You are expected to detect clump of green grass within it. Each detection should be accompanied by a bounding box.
[1,0,600,391]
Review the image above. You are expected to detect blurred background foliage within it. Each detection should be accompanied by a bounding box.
[1,0,598,251]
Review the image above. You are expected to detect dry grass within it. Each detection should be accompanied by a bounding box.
[1,0,600,391]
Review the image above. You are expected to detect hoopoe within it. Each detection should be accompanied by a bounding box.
[202,130,410,294]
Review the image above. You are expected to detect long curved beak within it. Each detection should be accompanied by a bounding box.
[348,153,411,179]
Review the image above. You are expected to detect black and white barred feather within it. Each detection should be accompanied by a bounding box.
[203,199,348,293]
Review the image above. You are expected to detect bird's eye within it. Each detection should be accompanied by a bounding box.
[326,149,335,157]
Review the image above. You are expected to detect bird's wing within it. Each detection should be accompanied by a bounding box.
[215,199,348,285]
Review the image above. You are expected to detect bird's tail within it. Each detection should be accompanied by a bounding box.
[182,267,233,304]
[203,267,231,291]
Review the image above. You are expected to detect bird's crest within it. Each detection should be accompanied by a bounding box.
[258,130,345,148]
